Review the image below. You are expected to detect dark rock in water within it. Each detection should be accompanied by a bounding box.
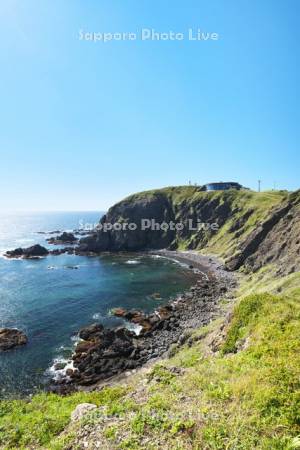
[49,247,75,256]
[0,328,28,351]
[112,308,153,333]
[75,340,98,355]
[47,232,78,245]
[5,247,24,257]
[67,324,139,386]
[54,362,67,371]
[50,266,237,392]
[37,230,61,235]
[111,307,174,334]
[124,310,144,322]
[111,307,127,317]
[24,244,49,257]
[78,323,104,341]
[5,244,49,259]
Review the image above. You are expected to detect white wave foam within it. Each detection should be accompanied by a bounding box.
[150,253,188,268]
[71,334,81,343]
[47,356,74,381]
[125,322,143,336]
[125,260,140,265]
[172,260,189,268]
[92,312,102,320]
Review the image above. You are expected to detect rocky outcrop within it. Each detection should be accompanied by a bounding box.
[0,328,28,351]
[71,404,97,422]
[4,187,299,276]
[226,191,300,274]
[77,187,300,275]
[5,244,49,259]
[37,230,61,235]
[52,274,235,391]
[77,187,240,253]
[5,245,78,259]
[112,306,173,333]
[47,232,78,245]
[78,192,176,252]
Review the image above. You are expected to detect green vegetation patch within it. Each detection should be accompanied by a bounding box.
[1,290,299,449]
[0,386,127,449]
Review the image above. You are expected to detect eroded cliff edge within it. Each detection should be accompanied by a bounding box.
[78,186,300,275]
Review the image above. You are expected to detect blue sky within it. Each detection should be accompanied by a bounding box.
[0,0,299,211]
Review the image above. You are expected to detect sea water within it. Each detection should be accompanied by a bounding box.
[0,212,195,397]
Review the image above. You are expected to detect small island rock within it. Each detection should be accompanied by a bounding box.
[0,328,28,351]
[5,244,49,259]
[47,232,78,245]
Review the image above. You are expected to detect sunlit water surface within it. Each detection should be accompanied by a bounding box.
[0,212,195,396]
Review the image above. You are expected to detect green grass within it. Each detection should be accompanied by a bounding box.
[0,387,127,449]
[125,291,300,449]
[116,186,288,257]
[201,190,287,258]
[222,293,266,353]
[0,186,298,449]
[1,290,299,449]
[42,289,299,450]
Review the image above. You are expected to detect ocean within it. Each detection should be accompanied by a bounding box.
[0,212,195,397]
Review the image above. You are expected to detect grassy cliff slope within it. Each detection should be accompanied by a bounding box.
[0,187,299,450]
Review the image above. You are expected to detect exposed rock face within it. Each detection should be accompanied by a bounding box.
[78,323,104,340]
[112,306,173,333]
[79,192,176,252]
[52,274,236,391]
[5,244,49,259]
[226,191,300,274]
[0,328,28,351]
[69,325,138,386]
[77,187,237,253]
[77,187,300,275]
[5,187,297,275]
[71,403,97,422]
[47,232,78,245]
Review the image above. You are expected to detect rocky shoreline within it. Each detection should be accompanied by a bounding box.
[3,235,236,393]
[50,251,236,393]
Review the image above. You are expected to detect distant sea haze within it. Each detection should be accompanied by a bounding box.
[0,211,194,396]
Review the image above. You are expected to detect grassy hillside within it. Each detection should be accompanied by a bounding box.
[1,275,298,449]
[199,190,288,259]
[0,187,299,450]
[118,186,288,260]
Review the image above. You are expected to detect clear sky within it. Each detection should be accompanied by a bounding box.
[0,0,299,211]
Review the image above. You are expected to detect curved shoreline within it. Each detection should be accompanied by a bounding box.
[2,242,237,395]
[52,251,237,393]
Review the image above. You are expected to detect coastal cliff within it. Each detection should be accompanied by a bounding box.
[79,186,300,275]
[1,186,300,450]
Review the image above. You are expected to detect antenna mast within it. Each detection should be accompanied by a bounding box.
[258,180,261,192]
